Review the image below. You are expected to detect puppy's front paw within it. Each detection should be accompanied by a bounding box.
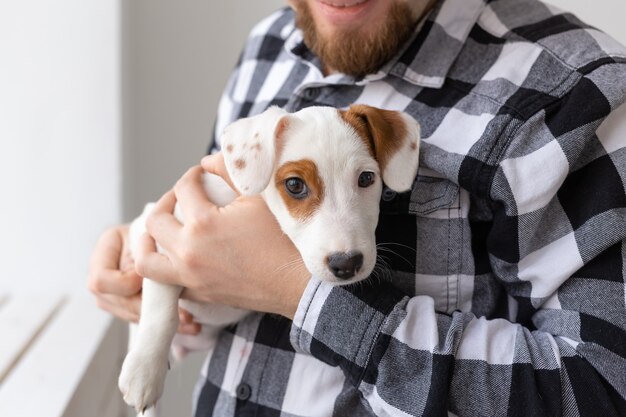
[118,349,168,414]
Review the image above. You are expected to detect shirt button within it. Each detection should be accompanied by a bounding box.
[382,188,397,201]
[303,87,320,100]
[236,383,251,401]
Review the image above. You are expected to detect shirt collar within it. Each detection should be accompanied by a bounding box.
[284,0,486,89]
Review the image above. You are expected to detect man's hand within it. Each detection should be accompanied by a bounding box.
[88,225,142,322]
[134,154,310,320]
[88,225,201,334]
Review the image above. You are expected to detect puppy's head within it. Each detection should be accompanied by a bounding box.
[220,105,420,284]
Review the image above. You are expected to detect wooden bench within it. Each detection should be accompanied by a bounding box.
[0,293,128,417]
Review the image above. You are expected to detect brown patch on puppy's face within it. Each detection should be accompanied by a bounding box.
[339,109,374,157]
[339,105,407,174]
[275,159,325,221]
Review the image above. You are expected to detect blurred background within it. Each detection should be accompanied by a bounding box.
[0,0,624,416]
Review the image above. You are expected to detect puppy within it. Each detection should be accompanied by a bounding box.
[118,104,420,413]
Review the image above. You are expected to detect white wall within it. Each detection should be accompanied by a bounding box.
[546,0,626,44]
[0,0,121,294]
[122,0,285,220]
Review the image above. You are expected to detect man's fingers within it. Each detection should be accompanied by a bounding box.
[179,308,194,324]
[88,226,142,296]
[174,165,218,225]
[134,233,179,285]
[180,287,207,303]
[201,153,239,194]
[89,227,124,271]
[152,188,178,215]
[96,292,196,332]
[175,308,200,334]
[177,322,201,335]
[89,268,142,297]
[95,293,141,323]
[145,190,182,252]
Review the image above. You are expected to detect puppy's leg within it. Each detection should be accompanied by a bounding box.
[119,204,181,413]
[119,173,241,412]
[119,279,182,413]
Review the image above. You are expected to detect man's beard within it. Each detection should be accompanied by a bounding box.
[293,1,416,77]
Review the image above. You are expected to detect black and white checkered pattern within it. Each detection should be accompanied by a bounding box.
[193,0,626,415]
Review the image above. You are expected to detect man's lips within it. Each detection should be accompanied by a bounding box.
[319,0,368,7]
[315,0,374,24]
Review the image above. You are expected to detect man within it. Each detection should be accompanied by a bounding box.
[89,0,626,415]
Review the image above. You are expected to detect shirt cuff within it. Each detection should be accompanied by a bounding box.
[290,277,407,385]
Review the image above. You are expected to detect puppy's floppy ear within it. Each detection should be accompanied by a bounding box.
[220,106,290,195]
[341,104,420,192]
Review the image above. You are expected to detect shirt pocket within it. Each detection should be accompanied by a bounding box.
[378,175,465,313]
[379,175,459,216]
[409,175,459,216]
[413,177,468,314]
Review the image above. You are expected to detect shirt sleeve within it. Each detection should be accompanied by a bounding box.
[290,63,626,416]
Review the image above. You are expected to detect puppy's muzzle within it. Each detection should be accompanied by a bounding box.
[326,251,364,280]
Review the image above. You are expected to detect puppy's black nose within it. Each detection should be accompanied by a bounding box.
[327,251,364,280]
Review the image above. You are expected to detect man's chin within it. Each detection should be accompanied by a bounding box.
[294,0,416,77]
[314,0,377,28]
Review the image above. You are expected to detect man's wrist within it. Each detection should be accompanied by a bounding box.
[277,264,310,320]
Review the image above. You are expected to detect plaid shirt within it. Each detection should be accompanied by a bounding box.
[193,1,626,416]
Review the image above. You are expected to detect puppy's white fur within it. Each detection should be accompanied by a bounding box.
[118,105,420,413]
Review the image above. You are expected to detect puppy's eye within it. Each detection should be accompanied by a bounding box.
[285,177,309,199]
[358,171,375,188]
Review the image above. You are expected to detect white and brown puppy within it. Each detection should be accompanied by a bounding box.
[118,104,420,413]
